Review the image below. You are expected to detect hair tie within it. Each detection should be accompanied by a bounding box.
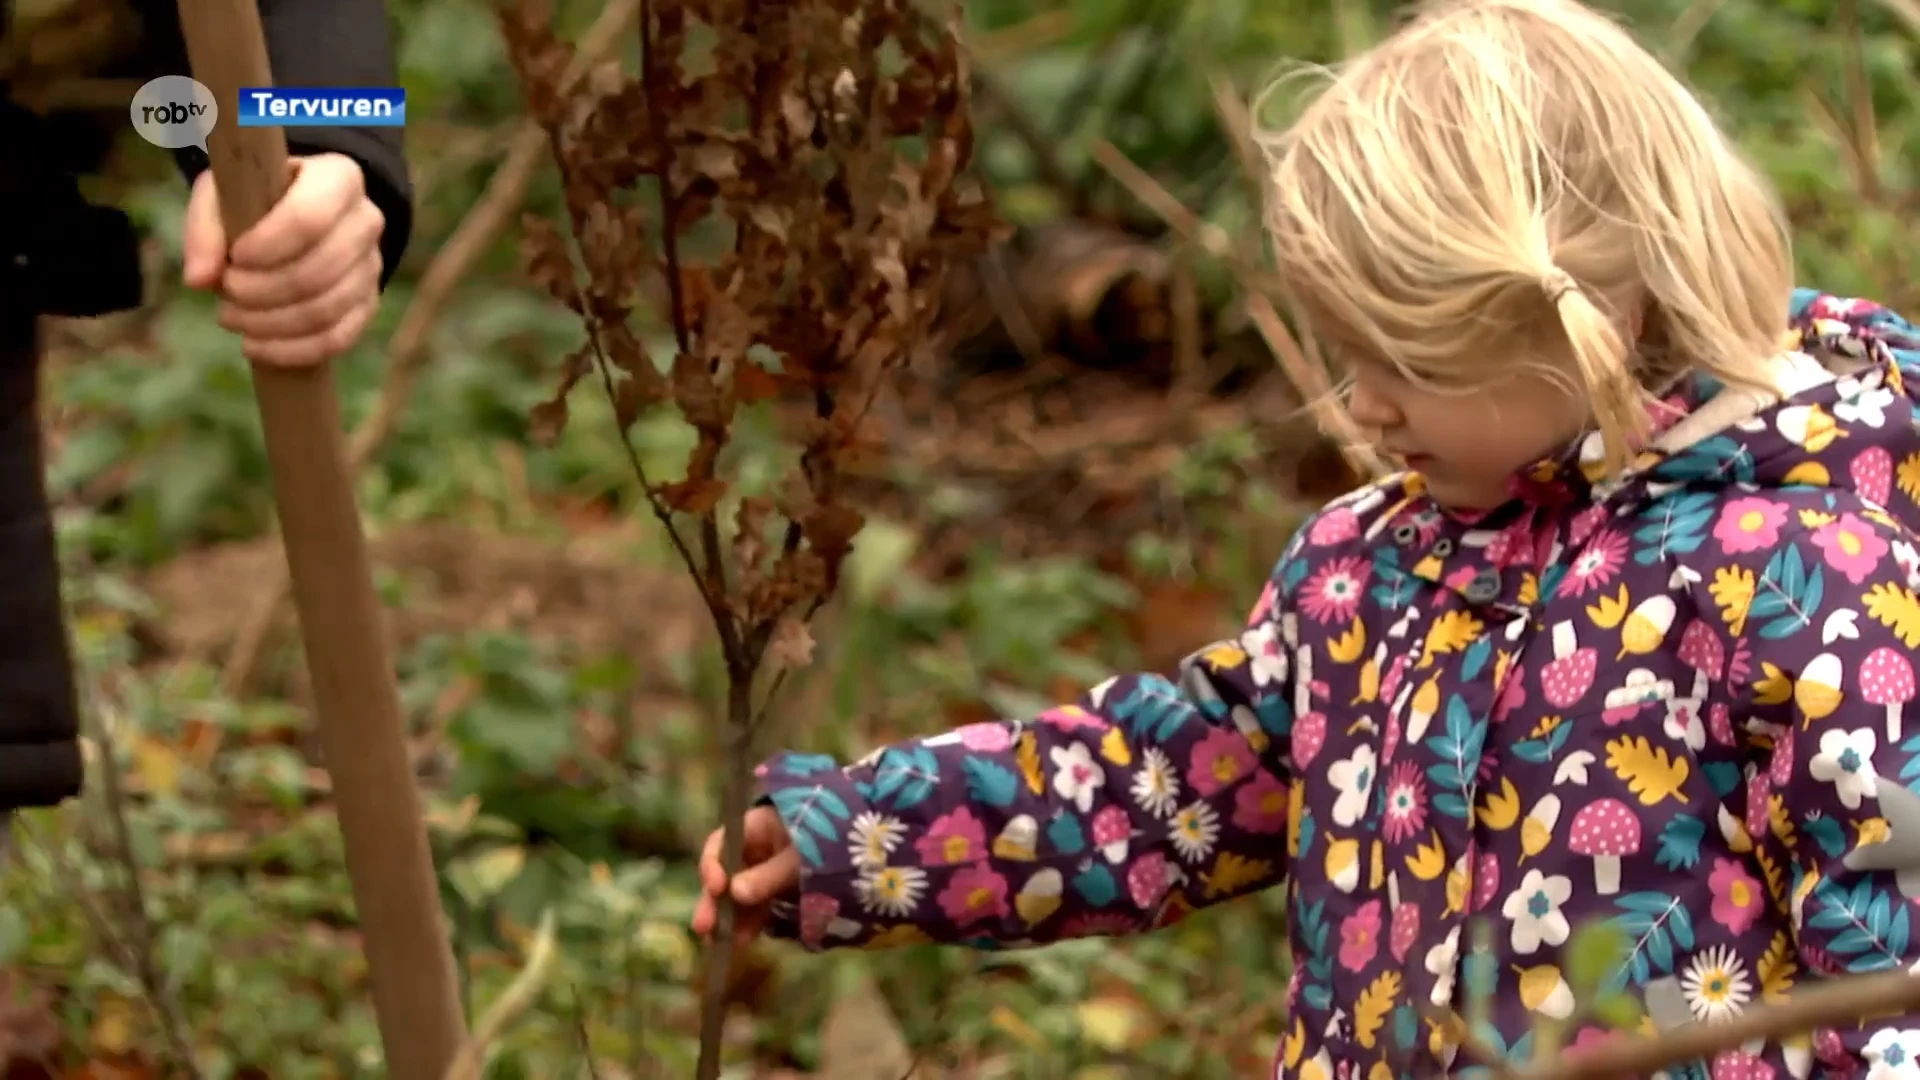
[1542,269,1579,305]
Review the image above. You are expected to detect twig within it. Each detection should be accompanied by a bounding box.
[1524,969,1920,1079]
[1086,137,1383,480]
[85,702,204,1078]
[218,0,643,698]
[440,909,561,1080]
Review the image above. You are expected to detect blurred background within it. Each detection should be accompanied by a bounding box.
[3,0,1917,1076]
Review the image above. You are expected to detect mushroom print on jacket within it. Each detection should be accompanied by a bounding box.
[750,290,1920,1079]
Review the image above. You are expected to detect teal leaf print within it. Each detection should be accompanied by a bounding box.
[1112,676,1196,743]
[1812,877,1907,972]
[872,745,940,809]
[1653,815,1705,871]
[1423,695,1486,818]
[1655,436,1754,486]
[1609,892,1688,990]
[1073,865,1117,906]
[1392,1005,1418,1051]
[768,784,852,868]
[1803,815,1847,859]
[1703,761,1741,799]
[963,756,1019,808]
[1253,694,1294,738]
[1631,491,1716,565]
[1511,721,1573,764]
[1294,895,1333,1003]
[1538,564,1567,603]
[1048,812,1087,855]
[777,752,841,777]
[1460,635,1493,681]
[1750,544,1824,639]
[1898,734,1920,781]
[1279,554,1311,592]
[1296,808,1317,861]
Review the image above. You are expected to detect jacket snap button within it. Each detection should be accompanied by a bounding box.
[1464,570,1500,604]
[1393,524,1417,545]
[1432,537,1455,558]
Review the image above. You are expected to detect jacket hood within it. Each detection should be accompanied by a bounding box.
[1610,290,1920,517]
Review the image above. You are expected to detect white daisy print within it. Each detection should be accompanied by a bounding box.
[854,864,927,918]
[1501,869,1573,955]
[1130,746,1180,818]
[1327,744,1377,828]
[1809,726,1880,810]
[1169,800,1221,864]
[1680,945,1753,1024]
[847,811,906,869]
[1050,742,1106,813]
[1238,622,1289,687]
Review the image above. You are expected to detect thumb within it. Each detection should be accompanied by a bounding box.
[730,845,801,906]
[181,168,227,289]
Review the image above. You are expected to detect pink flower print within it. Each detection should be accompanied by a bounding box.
[1710,1051,1775,1080]
[1381,760,1428,843]
[1388,903,1419,963]
[955,723,1013,752]
[1188,727,1256,797]
[1127,852,1173,910]
[1563,529,1627,596]
[1232,771,1290,834]
[1061,911,1140,939]
[1381,711,1402,767]
[799,892,840,948]
[916,807,989,866]
[1038,704,1109,731]
[937,865,1009,927]
[1569,504,1608,547]
[1308,507,1360,546]
[1813,1027,1853,1073]
[1713,496,1788,554]
[1812,512,1891,585]
[1768,728,1795,787]
[1708,857,1764,934]
[1300,556,1369,624]
[1338,900,1383,972]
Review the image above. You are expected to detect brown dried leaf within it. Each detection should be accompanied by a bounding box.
[766,615,816,671]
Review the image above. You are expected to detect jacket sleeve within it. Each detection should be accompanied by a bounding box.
[754,549,1307,951]
[1728,510,1920,1072]
[169,0,413,290]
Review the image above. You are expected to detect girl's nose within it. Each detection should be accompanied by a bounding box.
[1347,376,1404,430]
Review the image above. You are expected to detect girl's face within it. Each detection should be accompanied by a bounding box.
[1345,354,1591,511]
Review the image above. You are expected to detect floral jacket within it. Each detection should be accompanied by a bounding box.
[753,290,1920,1079]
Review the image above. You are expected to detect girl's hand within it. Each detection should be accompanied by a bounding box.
[182,152,386,368]
[692,805,800,945]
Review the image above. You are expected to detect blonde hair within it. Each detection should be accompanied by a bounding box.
[1257,0,1793,474]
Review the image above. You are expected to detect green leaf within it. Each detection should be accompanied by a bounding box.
[1566,921,1631,996]
[1589,989,1644,1031]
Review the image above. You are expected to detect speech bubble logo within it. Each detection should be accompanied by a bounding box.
[130,75,219,153]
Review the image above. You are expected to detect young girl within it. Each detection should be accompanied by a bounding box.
[694,0,1920,1075]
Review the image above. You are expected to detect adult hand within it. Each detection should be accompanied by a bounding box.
[182,151,385,367]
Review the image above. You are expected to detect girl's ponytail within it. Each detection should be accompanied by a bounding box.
[1545,268,1645,474]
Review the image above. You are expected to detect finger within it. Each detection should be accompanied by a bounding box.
[699,827,729,894]
[220,249,379,341]
[242,296,375,368]
[228,154,365,271]
[731,845,801,906]
[733,906,769,949]
[691,894,716,941]
[180,169,227,290]
[221,199,384,311]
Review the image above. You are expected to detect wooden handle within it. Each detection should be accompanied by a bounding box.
[172,3,468,1074]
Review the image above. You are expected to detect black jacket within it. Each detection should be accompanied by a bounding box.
[3,0,414,317]
[0,0,413,811]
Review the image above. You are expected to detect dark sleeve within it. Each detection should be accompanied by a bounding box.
[170,0,413,289]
